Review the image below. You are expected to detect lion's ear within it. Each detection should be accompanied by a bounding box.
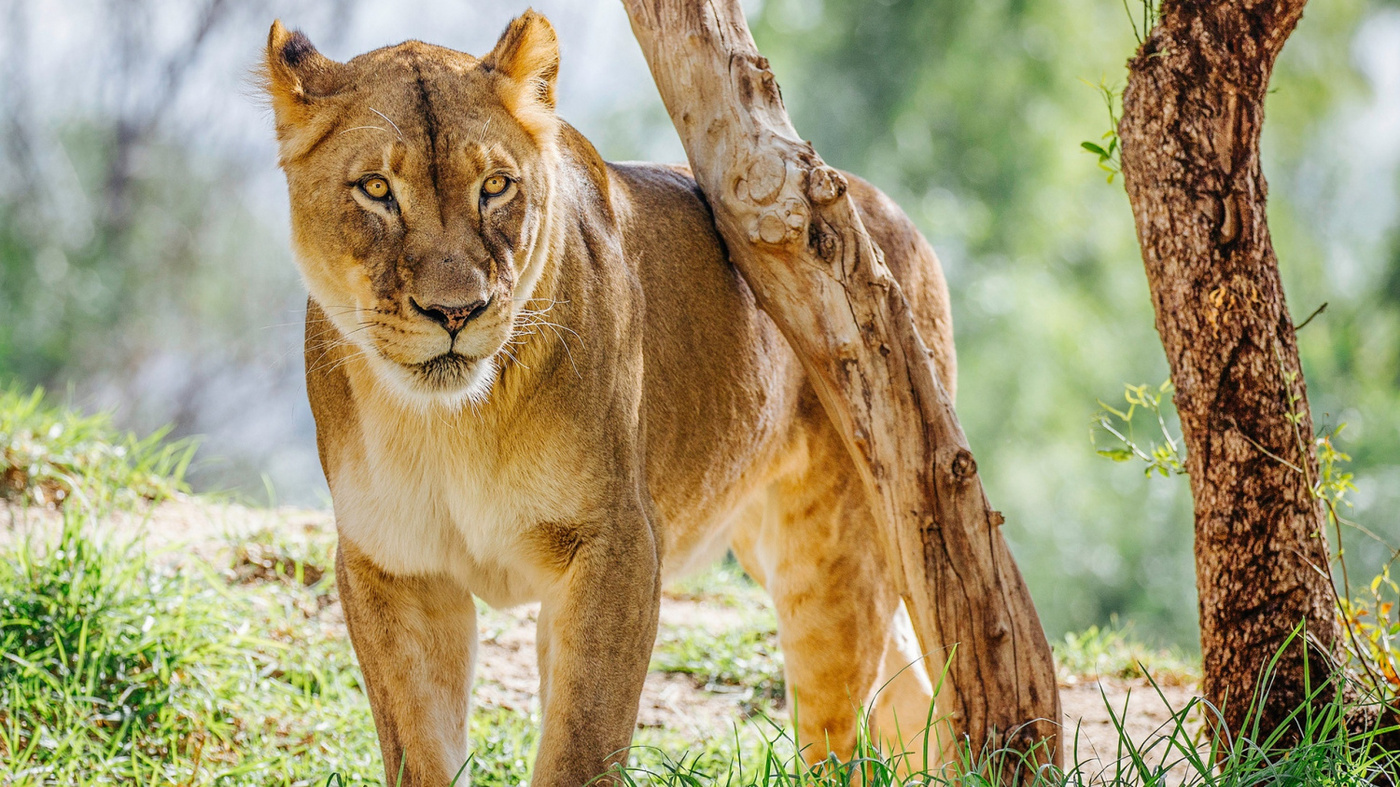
[263,21,347,162]
[484,10,560,119]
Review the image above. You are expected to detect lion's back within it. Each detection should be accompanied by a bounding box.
[606,161,955,406]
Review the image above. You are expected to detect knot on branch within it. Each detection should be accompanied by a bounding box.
[989,618,1009,641]
[738,154,786,205]
[808,165,847,205]
[1216,192,1241,246]
[949,448,977,481]
[812,222,839,261]
[749,198,808,245]
[737,53,783,107]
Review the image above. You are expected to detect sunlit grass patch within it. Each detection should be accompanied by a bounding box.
[0,386,374,785]
[2,510,253,783]
[0,386,195,509]
[0,507,383,786]
[651,623,785,713]
[1054,622,1199,686]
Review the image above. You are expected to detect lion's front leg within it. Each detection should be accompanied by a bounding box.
[337,537,477,786]
[531,504,660,787]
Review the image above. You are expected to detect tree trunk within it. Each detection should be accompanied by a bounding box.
[1118,0,1346,740]
[622,0,1060,771]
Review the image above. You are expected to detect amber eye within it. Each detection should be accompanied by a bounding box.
[360,176,391,200]
[482,174,510,197]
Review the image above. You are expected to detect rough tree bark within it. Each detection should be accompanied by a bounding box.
[623,0,1060,770]
[1118,0,1347,740]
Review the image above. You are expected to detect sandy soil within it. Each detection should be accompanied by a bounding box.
[1059,676,1205,777]
[2,498,1205,771]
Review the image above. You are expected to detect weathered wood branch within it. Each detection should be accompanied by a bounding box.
[623,0,1060,769]
[1119,0,1352,741]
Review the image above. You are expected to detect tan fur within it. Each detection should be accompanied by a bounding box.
[266,12,956,786]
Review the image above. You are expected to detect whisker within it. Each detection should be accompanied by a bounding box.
[307,349,359,377]
[498,345,529,370]
[535,321,582,379]
[338,125,393,137]
[368,107,405,141]
[534,319,583,341]
[304,323,377,373]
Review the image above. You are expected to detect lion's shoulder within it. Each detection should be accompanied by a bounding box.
[600,161,722,252]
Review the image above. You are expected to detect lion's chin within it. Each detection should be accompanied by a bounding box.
[370,351,498,410]
[415,353,484,390]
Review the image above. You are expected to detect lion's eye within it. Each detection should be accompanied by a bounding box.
[482,174,510,198]
[360,176,391,200]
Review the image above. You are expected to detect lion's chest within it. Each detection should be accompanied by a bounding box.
[329,411,591,607]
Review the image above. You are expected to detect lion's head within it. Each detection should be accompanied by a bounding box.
[264,12,561,404]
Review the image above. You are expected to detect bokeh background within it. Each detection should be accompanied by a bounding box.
[3,0,1398,648]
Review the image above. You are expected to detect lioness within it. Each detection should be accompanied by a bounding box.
[265,11,956,786]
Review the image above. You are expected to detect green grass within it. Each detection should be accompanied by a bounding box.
[651,618,785,712]
[0,385,195,509]
[1054,623,1199,685]
[0,508,383,785]
[1,512,236,783]
[606,687,1399,786]
[0,388,376,785]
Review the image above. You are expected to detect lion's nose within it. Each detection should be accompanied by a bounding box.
[411,296,491,337]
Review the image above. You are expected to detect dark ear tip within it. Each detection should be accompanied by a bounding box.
[281,30,317,68]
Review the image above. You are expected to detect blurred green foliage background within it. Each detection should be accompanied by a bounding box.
[1,0,1397,647]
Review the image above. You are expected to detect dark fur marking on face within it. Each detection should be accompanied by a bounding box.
[493,227,516,258]
[484,194,523,269]
[411,64,446,227]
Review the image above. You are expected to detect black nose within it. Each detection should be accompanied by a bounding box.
[412,297,491,336]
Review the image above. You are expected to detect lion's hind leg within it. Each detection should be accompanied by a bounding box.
[729,413,944,773]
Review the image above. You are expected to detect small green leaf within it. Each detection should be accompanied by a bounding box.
[1097,449,1134,462]
[1081,141,1110,158]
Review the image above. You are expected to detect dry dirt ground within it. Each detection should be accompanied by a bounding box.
[2,498,1204,773]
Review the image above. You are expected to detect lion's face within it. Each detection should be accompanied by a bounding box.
[265,14,561,404]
